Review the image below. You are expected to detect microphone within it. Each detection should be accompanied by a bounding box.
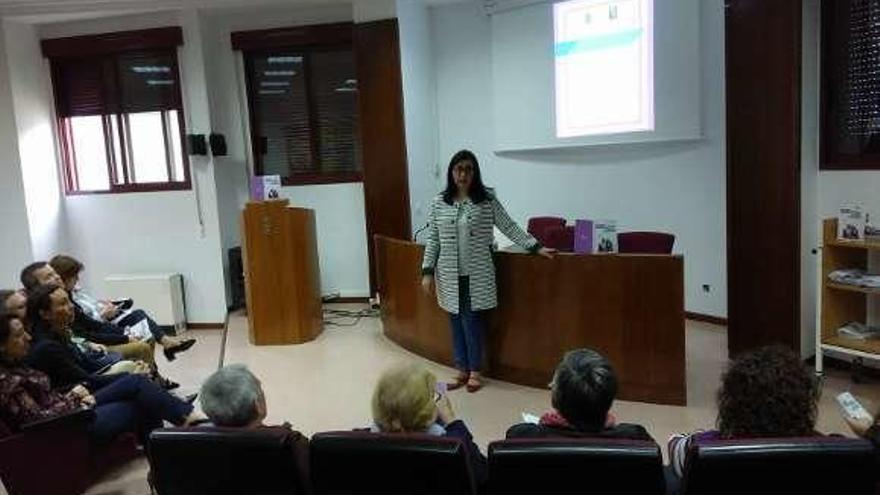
[413,222,430,242]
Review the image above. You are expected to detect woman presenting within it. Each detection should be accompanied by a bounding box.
[420,150,554,392]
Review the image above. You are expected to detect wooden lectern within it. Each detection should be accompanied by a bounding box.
[241,200,322,345]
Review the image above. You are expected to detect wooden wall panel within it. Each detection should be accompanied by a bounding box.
[726,0,802,356]
[356,19,412,294]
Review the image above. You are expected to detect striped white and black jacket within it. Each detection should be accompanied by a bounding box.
[421,192,539,314]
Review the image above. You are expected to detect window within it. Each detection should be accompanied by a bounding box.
[822,0,880,170]
[234,23,361,185]
[44,28,189,193]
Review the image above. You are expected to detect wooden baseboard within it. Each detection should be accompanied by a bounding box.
[323,296,370,304]
[187,323,225,330]
[685,312,728,327]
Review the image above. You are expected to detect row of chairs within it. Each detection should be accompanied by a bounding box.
[148,427,877,495]
[0,409,139,495]
[527,216,676,254]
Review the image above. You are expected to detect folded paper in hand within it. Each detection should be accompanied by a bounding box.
[124,319,153,342]
[521,412,540,424]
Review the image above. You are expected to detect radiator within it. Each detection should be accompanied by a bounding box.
[104,273,186,332]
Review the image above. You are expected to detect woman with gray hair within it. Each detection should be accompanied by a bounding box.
[200,364,267,427]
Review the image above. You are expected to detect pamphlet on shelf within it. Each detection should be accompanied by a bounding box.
[838,204,865,241]
[837,321,880,341]
[593,220,618,253]
[866,214,880,242]
[828,269,880,288]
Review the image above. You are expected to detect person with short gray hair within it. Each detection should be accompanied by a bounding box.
[505,348,653,441]
[199,364,267,427]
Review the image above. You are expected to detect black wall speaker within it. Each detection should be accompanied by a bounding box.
[187,134,207,156]
[209,133,228,156]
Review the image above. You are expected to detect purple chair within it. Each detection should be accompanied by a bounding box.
[681,436,875,495]
[527,217,565,247]
[488,438,665,494]
[617,232,675,254]
[0,409,139,495]
[148,425,310,495]
[311,431,479,495]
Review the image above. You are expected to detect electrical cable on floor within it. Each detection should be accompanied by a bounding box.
[218,310,231,369]
[322,307,379,327]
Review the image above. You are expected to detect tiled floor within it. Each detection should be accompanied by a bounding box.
[57,306,879,494]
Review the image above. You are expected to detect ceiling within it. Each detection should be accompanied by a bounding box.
[1,0,472,24]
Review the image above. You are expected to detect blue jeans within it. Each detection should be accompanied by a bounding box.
[89,374,192,445]
[449,276,486,372]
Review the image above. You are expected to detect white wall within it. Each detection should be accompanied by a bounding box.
[801,0,820,357]
[198,12,249,305]
[397,0,441,235]
[4,21,68,262]
[430,0,727,317]
[37,11,229,324]
[38,9,180,38]
[200,4,371,299]
[279,183,371,297]
[64,191,227,323]
[354,0,397,22]
[0,27,33,288]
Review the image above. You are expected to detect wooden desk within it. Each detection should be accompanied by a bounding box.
[375,236,686,406]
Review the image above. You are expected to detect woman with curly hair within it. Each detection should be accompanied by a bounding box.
[668,346,819,479]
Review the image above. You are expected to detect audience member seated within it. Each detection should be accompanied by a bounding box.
[147,364,310,495]
[370,363,487,485]
[506,348,654,441]
[50,255,195,361]
[1,290,27,322]
[24,283,151,390]
[200,364,268,428]
[843,403,880,479]
[668,346,820,479]
[21,262,179,389]
[0,313,199,446]
[846,411,880,447]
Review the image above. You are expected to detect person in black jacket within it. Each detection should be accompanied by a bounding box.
[49,255,195,361]
[24,284,141,391]
[0,313,199,446]
[20,262,180,389]
[844,404,880,471]
[506,349,654,441]
[21,262,153,358]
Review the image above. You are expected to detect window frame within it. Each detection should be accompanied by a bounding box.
[44,28,192,195]
[234,23,362,186]
[820,0,880,170]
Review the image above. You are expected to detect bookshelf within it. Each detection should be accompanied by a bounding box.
[816,218,880,374]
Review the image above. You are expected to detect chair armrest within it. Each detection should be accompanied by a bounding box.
[20,408,95,433]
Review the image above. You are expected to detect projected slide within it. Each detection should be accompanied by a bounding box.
[554,0,654,138]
